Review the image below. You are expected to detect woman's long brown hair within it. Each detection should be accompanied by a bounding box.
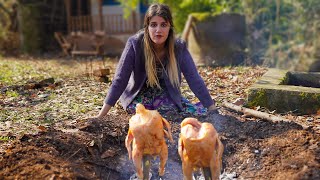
[143,3,179,89]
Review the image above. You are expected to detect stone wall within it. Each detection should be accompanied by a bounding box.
[187,13,246,66]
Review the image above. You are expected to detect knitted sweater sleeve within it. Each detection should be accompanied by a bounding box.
[104,38,135,106]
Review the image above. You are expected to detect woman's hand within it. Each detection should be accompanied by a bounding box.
[95,103,112,119]
[208,104,219,114]
[79,104,111,130]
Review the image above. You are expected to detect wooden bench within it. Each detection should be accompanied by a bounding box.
[70,31,105,58]
[54,32,72,56]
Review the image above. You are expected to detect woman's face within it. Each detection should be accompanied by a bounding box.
[148,16,170,46]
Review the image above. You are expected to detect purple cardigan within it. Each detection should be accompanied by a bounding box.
[104,31,214,110]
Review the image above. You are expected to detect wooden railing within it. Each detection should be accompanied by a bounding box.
[70,15,93,32]
[103,13,138,34]
[69,13,139,34]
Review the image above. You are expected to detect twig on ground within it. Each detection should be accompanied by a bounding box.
[222,102,309,129]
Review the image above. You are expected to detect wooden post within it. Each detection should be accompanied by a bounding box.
[181,14,195,42]
[78,0,82,31]
[132,10,137,33]
[64,0,71,33]
[99,0,104,31]
[77,0,81,15]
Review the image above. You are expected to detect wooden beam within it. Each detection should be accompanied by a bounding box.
[181,14,195,42]
[77,0,81,16]
[132,11,137,32]
[99,0,104,31]
[64,0,71,33]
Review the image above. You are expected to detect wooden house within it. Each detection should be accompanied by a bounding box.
[56,0,148,56]
[64,0,148,34]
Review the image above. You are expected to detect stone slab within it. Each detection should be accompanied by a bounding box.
[247,68,320,114]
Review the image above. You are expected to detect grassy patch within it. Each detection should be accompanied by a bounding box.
[0,58,96,86]
[0,136,12,141]
[0,57,116,137]
[0,61,43,86]
[5,90,19,97]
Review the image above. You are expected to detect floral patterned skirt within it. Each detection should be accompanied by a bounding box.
[126,86,207,121]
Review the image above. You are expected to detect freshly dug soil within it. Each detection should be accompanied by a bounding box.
[1,110,319,180]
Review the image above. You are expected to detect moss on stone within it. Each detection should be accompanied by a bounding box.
[299,92,320,102]
[280,73,290,85]
[296,92,320,114]
[191,12,212,22]
[299,92,309,101]
[311,94,320,110]
[247,69,320,114]
[247,89,268,107]
[312,94,320,101]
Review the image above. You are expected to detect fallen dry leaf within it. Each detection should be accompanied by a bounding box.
[89,140,95,147]
[101,147,118,158]
[38,125,47,132]
[232,98,245,106]
[5,148,12,155]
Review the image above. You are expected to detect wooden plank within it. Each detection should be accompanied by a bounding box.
[67,10,143,35]
[112,15,116,33]
[99,0,103,31]
[78,16,81,31]
[81,16,84,31]
[70,17,74,31]
[64,0,71,33]
[120,15,123,33]
[132,11,137,32]
[72,51,98,55]
[77,0,81,15]
[86,16,89,32]
[181,15,195,42]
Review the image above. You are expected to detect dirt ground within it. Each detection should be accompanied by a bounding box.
[0,108,319,180]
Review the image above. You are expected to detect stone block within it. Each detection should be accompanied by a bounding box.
[247,69,320,114]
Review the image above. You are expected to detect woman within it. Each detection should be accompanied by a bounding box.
[96,3,218,119]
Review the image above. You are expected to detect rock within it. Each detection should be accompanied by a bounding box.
[247,69,320,115]
[309,60,320,72]
[285,71,320,88]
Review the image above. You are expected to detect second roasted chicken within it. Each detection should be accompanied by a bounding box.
[178,117,224,180]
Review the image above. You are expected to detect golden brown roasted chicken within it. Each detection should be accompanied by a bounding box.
[178,117,224,180]
[125,103,173,179]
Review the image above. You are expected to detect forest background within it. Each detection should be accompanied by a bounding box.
[118,0,320,71]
